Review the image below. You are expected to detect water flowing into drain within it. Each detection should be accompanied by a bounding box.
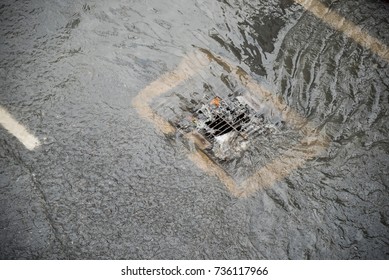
[174,93,280,161]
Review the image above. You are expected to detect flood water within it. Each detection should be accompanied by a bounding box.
[0,0,388,259]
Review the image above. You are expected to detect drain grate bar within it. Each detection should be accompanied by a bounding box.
[213,111,249,139]
[191,95,261,142]
[171,90,276,160]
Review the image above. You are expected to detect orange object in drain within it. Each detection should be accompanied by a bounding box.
[210,96,221,107]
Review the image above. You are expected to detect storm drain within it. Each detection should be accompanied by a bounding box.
[135,50,329,195]
[146,53,293,182]
[171,89,281,161]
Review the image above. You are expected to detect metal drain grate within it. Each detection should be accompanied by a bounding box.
[134,50,326,195]
[195,96,262,140]
[174,93,277,161]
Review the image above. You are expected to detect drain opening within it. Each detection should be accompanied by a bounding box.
[175,93,278,161]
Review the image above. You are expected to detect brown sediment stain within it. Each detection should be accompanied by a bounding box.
[132,52,208,134]
[200,49,312,130]
[198,47,232,73]
[294,0,389,63]
[187,129,329,198]
[234,67,310,130]
[187,149,240,197]
[189,51,330,197]
[184,131,212,150]
[238,132,330,197]
[132,49,331,198]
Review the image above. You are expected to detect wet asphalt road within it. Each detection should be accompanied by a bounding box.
[0,0,388,259]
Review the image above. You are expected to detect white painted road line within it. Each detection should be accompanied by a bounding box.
[294,0,389,62]
[0,106,40,151]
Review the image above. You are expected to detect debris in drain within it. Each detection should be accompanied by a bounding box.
[174,93,279,161]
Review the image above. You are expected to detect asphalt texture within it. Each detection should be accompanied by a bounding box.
[0,0,388,259]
